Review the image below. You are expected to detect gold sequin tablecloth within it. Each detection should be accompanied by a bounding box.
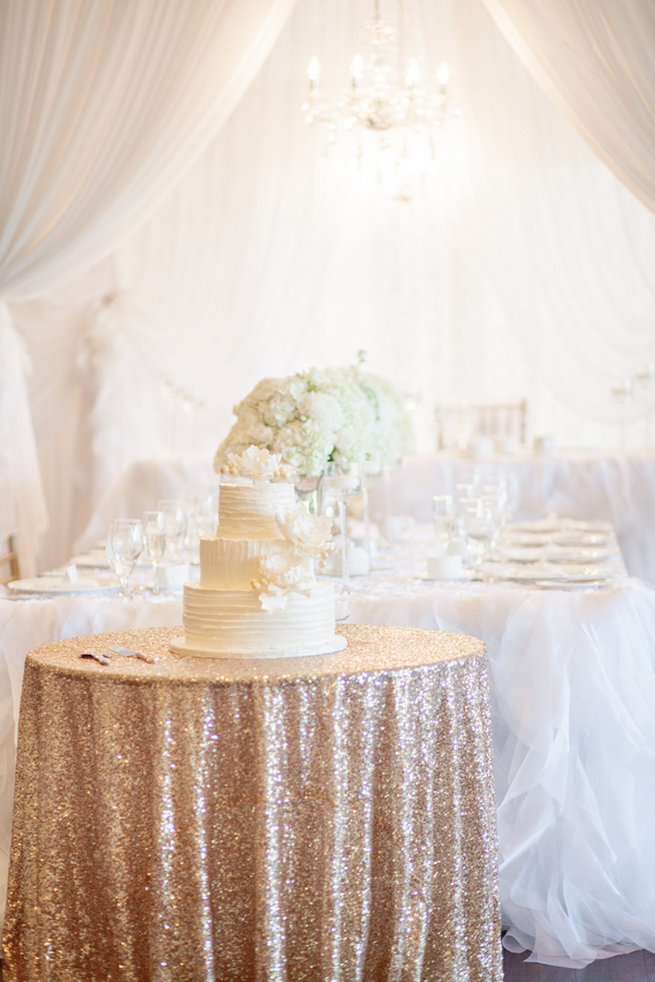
[3,624,501,982]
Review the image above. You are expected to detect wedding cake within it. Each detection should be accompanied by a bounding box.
[170,448,346,659]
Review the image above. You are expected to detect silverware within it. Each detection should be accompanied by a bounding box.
[108,643,158,664]
[79,650,111,666]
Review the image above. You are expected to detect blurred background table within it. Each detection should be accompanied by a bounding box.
[368,449,655,581]
[2,624,501,982]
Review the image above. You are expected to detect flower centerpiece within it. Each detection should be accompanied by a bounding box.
[214,365,410,479]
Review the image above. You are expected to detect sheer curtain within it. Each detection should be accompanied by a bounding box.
[451,0,655,427]
[0,0,296,573]
[481,0,655,215]
[9,0,655,571]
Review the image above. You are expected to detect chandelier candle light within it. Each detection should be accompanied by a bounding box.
[303,0,452,195]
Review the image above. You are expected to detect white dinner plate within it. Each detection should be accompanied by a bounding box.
[415,574,470,583]
[488,563,612,584]
[72,552,152,570]
[531,579,611,591]
[500,530,611,549]
[496,546,613,564]
[7,576,118,595]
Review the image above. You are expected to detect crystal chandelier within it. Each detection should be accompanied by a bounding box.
[302,0,453,197]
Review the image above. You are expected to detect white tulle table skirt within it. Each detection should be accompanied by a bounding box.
[2,525,655,966]
[339,529,655,967]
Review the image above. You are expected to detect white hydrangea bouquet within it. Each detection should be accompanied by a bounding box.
[214,365,410,478]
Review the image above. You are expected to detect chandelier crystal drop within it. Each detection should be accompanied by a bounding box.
[302,0,454,197]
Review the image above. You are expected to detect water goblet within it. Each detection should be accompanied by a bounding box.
[323,460,362,591]
[106,519,144,598]
[142,510,166,593]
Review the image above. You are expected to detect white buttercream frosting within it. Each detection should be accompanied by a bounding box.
[178,472,343,659]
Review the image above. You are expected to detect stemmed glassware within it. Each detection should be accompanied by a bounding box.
[158,499,187,560]
[106,519,144,598]
[460,499,496,569]
[361,453,383,564]
[323,459,362,592]
[142,510,166,593]
[432,494,455,552]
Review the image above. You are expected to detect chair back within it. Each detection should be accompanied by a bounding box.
[0,535,20,585]
[436,400,527,450]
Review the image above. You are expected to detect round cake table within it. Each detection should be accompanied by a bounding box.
[2,624,501,982]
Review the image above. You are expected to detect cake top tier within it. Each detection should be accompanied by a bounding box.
[218,482,296,539]
[216,447,297,539]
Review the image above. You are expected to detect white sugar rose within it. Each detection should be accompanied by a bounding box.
[275,503,333,557]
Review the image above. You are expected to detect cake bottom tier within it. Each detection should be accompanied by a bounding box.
[172,581,346,659]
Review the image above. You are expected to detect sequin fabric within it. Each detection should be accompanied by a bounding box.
[3,624,501,981]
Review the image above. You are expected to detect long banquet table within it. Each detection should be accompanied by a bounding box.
[2,524,655,968]
[3,624,502,982]
[73,447,655,582]
[368,448,655,581]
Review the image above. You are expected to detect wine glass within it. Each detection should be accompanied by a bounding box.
[106,519,144,598]
[142,510,166,593]
[323,459,362,591]
[158,499,187,560]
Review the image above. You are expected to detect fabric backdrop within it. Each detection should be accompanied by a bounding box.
[5,0,655,570]
[0,0,297,572]
[482,0,655,216]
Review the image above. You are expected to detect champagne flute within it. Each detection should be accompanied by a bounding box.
[142,510,166,593]
[461,499,495,569]
[361,453,383,563]
[106,519,144,598]
[324,459,362,591]
[432,494,455,552]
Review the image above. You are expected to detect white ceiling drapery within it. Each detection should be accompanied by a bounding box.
[481,0,655,215]
[0,0,296,573]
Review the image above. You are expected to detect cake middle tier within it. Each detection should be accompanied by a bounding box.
[200,536,313,590]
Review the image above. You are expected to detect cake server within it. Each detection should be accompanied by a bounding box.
[108,643,158,664]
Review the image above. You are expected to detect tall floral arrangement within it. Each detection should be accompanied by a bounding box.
[214,366,410,478]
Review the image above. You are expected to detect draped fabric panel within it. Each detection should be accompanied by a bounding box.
[6,0,655,570]
[481,0,655,215]
[0,0,297,298]
[0,0,297,572]
[0,305,47,578]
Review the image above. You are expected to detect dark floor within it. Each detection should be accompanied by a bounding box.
[504,948,655,981]
[2,949,654,980]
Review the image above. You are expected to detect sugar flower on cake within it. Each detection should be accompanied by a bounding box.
[251,551,314,612]
[275,502,333,559]
[219,446,295,484]
[251,502,334,610]
[214,364,410,478]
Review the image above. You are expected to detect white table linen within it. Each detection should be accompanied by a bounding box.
[368,449,655,581]
[1,524,655,967]
[339,526,655,967]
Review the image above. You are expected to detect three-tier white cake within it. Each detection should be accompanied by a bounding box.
[170,448,346,659]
